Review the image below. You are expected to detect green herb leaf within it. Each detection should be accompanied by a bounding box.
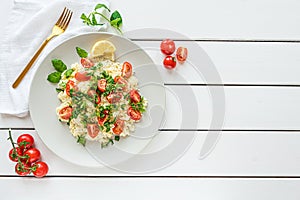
[115,135,120,141]
[56,88,64,93]
[76,47,88,58]
[52,59,67,72]
[47,71,61,83]
[92,14,97,25]
[64,69,74,78]
[94,3,110,12]
[80,13,91,25]
[110,10,122,27]
[77,136,86,146]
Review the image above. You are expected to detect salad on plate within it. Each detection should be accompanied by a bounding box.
[47,40,147,147]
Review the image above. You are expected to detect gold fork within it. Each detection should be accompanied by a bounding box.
[12,7,73,89]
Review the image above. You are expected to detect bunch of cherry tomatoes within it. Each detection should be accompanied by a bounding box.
[160,39,188,69]
[8,129,48,178]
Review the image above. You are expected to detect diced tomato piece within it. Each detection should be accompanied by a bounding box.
[59,106,72,120]
[75,71,91,82]
[129,89,141,103]
[112,119,124,135]
[121,62,133,78]
[97,79,107,92]
[87,124,99,138]
[127,107,142,121]
[80,58,94,68]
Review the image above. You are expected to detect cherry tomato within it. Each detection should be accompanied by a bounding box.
[32,161,49,178]
[122,62,133,78]
[97,79,107,92]
[163,56,176,69]
[75,72,91,82]
[127,107,142,121]
[9,147,23,162]
[129,89,141,103]
[80,58,94,68]
[106,92,122,104]
[66,80,77,96]
[15,162,31,176]
[17,134,34,149]
[24,148,41,163]
[87,90,101,104]
[59,106,72,120]
[114,76,128,91]
[112,119,124,135]
[160,39,176,55]
[176,47,188,62]
[87,124,100,139]
[97,115,108,126]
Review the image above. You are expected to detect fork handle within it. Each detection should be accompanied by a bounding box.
[12,38,51,89]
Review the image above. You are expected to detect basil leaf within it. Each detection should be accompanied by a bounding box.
[76,47,88,58]
[94,3,110,12]
[110,10,122,27]
[47,71,61,83]
[51,59,67,72]
[64,69,74,78]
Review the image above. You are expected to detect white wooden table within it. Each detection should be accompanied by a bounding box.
[1,0,300,199]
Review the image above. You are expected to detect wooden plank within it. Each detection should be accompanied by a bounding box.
[1,177,300,200]
[112,0,300,40]
[136,41,300,85]
[2,130,300,176]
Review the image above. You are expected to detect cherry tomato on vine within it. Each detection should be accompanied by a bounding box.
[9,147,23,162]
[160,39,176,55]
[15,162,31,176]
[163,56,177,69]
[24,148,41,163]
[17,134,34,149]
[32,161,49,178]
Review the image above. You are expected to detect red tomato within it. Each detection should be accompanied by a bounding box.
[15,162,31,176]
[75,72,91,82]
[80,58,94,68]
[114,76,128,91]
[87,124,100,138]
[127,107,142,121]
[97,79,107,92]
[160,39,176,55]
[87,90,101,104]
[106,92,122,104]
[32,161,49,178]
[129,89,141,103]
[163,56,176,69]
[112,119,124,135]
[59,106,72,120]
[17,134,34,149]
[97,115,108,126]
[9,147,23,162]
[176,47,188,62]
[121,62,133,78]
[66,80,77,96]
[24,148,41,163]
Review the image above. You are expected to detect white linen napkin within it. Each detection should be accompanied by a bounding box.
[0,0,111,117]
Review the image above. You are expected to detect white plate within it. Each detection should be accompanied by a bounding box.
[29,33,165,167]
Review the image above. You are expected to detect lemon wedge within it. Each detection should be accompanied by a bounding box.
[90,40,116,61]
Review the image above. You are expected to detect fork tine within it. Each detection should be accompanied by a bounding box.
[55,7,67,26]
[62,11,73,30]
[58,9,69,28]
